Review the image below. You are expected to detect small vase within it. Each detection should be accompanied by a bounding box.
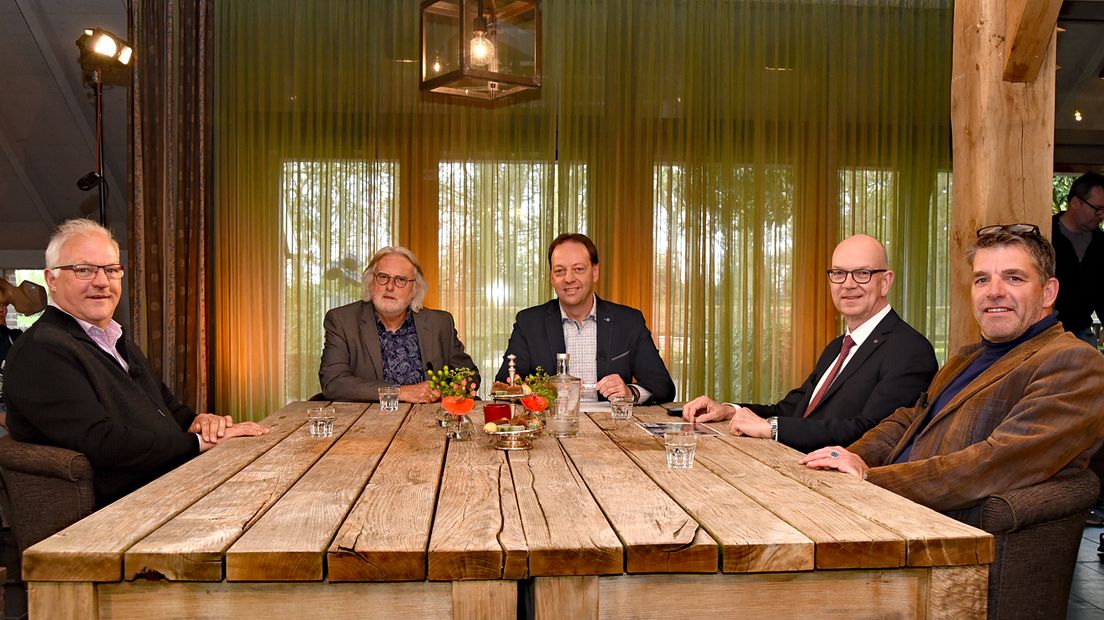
[446,414,473,441]
[435,407,451,427]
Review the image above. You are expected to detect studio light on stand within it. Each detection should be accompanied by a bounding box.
[75,28,132,226]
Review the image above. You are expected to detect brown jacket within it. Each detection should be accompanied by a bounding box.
[850,323,1104,520]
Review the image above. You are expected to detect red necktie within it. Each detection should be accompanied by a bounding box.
[803,335,855,418]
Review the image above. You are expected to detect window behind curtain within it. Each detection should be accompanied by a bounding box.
[437,161,587,391]
[281,160,398,403]
[653,164,796,402]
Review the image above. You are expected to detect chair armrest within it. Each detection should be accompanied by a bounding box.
[0,435,92,482]
[980,469,1099,533]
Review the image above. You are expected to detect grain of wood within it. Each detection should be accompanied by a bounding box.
[532,575,598,620]
[560,414,718,573]
[328,405,451,581]
[224,403,409,581]
[924,565,988,619]
[599,410,814,573]
[27,582,96,618]
[508,427,623,576]
[451,580,516,620]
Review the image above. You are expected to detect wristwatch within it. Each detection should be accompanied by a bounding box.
[768,417,778,441]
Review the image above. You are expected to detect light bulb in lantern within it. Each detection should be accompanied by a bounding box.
[470,30,494,67]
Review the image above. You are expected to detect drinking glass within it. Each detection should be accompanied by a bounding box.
[608,395,634,429]
[306,406,336,438]
[664,424,697,469]
[378,386,401,412]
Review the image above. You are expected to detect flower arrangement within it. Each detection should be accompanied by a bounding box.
[518,367,555,414]
[427,365,478,415]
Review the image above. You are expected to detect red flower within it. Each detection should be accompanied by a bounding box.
[442,395,475,415]
[521,394,549,413]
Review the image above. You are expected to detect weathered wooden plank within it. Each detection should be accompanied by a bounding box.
[924,565,988,619]
[224,403,409,581]
[1003,0,1062,83]
[96,580,454,619]
[451,580,516,620]
[124,402,372,581]
[533,576,598,620]
[428,425,528,581]
[27,582,97,619]
[587,570,931,618]
[729,436,994,567]
[507,426,623,577]
[701,435,905,569]
[559,415,718,573]
[597,411,814,573]
[21,402,312,582]
[327,405,451,581]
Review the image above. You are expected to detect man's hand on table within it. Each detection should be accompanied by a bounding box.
[400,381,441,403]
[681,396,736,423]
[596,374,632,400]
[728,407,771,438]
[194,414,269,452]
[800,446,869,480]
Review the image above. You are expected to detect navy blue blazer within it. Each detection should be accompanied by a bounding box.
[742,309,937,453]
[495,297,676,404]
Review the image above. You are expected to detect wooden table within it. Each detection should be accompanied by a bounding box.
[23,402,993,619]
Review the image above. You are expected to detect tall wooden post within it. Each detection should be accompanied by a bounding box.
[949,0,1061,352]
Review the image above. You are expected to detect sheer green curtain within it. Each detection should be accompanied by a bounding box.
[215,0,951,419]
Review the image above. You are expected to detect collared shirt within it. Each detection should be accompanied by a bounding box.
[807,304,893,400]
[376,311,425,385]
[49,302,128,372]
[561,295,599,383]
[559,295,652,403]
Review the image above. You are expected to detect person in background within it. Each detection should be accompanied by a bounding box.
[319,246,479,403]
[1053,171,1104,346]
[802,224,1104,525]
[682,234,937,452]
[495,233,675,404]
[5,219,267,506]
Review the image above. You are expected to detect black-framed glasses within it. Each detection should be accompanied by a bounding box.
[826,269,888,284]
[373,272,412,288]
[52,263,125,280]
[976,223,1041,237]
[1076,195,1104,215]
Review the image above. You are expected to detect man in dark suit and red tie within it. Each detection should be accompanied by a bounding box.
[682,234,937,452]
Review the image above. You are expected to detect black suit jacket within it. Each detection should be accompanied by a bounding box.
[495,297,675,404]
[742,309,937,452]
[5,307,198,506]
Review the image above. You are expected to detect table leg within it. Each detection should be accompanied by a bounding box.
[28,582,97,619]
[533,576,598,620]
[452,580,516,620]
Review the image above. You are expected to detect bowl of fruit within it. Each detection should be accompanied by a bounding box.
[483,414,545,451]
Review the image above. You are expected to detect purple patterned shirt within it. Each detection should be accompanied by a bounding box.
[376,311,425,385]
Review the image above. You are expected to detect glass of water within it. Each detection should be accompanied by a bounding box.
[608,395,634,429]
[306,406,336,438]
[378,385,401,412]
[664,423,697,469]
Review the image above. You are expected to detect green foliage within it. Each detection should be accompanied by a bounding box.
[426,365,478,398]
[1053,174,1076,214]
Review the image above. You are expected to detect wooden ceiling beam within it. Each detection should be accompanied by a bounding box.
[1004,0,1063,82]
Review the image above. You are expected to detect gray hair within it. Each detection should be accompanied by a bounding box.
[45,218,120,270]
[362,246,427,312]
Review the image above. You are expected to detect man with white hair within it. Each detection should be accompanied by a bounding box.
[319,246,479,403]
[5,219,267,506]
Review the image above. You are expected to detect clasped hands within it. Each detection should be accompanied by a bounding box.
[190,413,269,452]
[680,396,771,438]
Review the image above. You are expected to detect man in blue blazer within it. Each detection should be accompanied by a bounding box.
[495,234,675,405]
[683,234,937,453]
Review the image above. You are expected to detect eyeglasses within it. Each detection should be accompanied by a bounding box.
[52,263,125,280]
[826,269,888,284]
[1076,195,1104,215]
[976,223,1041,237]
[373,272,412,288]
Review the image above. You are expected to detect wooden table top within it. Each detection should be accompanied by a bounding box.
[22,401,993,584]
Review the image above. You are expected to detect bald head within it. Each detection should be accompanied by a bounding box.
[829,234,894,331]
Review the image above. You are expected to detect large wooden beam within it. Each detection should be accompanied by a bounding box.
[1004,0,1064,82]
[949,0,1056,352]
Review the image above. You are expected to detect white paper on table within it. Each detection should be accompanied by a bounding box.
[580,402,611,413]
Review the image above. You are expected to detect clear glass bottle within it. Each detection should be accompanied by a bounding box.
[548,353,582,437]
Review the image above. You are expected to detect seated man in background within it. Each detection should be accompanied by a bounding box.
[802,225,1104,523]
[496,233,675,404]
[5,219,267,506]
[682,234,937,452]
[320,246,479,402]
